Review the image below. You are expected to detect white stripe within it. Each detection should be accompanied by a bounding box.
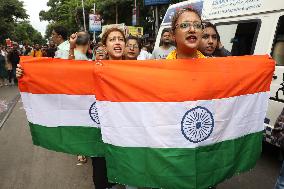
[97,92,269,148]
[20,93,99,127]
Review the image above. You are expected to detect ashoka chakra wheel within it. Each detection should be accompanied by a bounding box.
[181,106,214,143]
[89,101,100,124]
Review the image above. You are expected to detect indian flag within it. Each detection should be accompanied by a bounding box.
[18,57,104,156]
[93,55,275,189]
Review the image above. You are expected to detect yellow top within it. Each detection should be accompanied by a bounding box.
[30,50,43,57]
[166,49,205,60]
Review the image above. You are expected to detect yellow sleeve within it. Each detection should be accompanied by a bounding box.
[29,50,34,57]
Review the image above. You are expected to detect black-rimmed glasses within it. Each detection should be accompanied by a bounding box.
[175,22,204,30]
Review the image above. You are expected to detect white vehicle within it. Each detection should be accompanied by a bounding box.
[156,0,284,146]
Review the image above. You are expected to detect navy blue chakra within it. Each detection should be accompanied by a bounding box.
[181,106,214,143]
[89,102,100,124]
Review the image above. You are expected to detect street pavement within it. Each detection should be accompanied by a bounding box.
[0,86,93,189]
[0,86,282,189]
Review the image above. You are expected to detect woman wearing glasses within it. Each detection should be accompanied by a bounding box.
[124,36,141,60]
[94,42,107,60]
[167,8,205,59]
[166,8,217,189]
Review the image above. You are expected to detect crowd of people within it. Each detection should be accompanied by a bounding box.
[0,40,59,87]
[3,9,230,89]
[11,6,284,189]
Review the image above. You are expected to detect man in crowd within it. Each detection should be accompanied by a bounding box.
[41,44,48,57]
[51,26,70,59]
[0,45,7,57]
[7,42,20,85]
[68,31,90,61]
[273,108,284,189]
[151,28,175,59]
[29,44,43,57]
[15,26,70,81]
[23,44,31,56]
[46,41,57,58]
[137,45,152,60]
[0,45,6,87]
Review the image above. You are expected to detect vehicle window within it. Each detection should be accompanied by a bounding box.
[216,21,260,56]
[272,15,284,66]
[216,24,238,52]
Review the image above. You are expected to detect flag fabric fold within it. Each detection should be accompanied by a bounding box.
[19,55,275,189]
[19,57,104,156]
[93,56,274,188]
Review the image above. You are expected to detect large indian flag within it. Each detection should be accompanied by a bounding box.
[19,56,274,188]
[93,56,275,189]
[19,57,104,156]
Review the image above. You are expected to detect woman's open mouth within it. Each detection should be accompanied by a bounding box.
[186,35,197,43]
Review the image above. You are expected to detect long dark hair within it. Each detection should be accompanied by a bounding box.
[203,22,225,57]
[203,22,220,42]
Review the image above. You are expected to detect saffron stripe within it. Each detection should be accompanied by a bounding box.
[19,56,274,101]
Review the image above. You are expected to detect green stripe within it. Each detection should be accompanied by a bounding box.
[29,123,105,156]
[106,132,263,189]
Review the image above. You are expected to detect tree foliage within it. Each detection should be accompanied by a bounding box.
[0,0,45,45]
[0,0,28,43]
[13,21,46,45]
[40,0,187,39]
[40,0,91,38]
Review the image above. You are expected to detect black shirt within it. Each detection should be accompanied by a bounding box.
[46,47,57,58]
[7,50,20,67]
